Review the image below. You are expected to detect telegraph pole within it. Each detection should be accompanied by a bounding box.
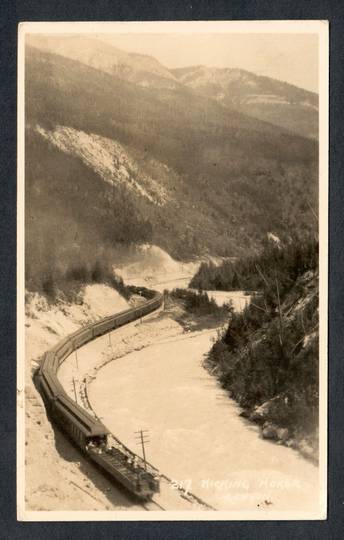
[135,429,150,470]
[72,377,78,403]
[72,339,78,370]
[139,290,143,323]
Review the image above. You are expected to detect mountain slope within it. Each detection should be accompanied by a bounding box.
[26,46,317,168]
[26,34,180,90]
[172,66,318,139]
[27,35,318,139]
[25,44,318,294]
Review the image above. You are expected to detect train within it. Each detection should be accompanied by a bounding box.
[35,289,163,500]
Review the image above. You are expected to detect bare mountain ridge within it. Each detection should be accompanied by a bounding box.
[172,65,318,139]
[26,45,316,165]
[26,35,180,90]
[172,64,317,105]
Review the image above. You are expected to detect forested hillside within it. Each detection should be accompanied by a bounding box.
[190,234,318,291]
[25,40,318,295]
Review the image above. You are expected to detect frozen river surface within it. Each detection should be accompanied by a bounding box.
[89,328,320,513]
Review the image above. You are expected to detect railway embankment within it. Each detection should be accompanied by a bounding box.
[24,284,146,511]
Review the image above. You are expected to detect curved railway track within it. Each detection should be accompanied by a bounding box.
[142,499,166,511]
[36,288,163,500]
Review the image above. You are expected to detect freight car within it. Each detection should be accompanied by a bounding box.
[35,289,163,500]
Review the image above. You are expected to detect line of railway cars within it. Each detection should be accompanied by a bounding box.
[36,289,163,500]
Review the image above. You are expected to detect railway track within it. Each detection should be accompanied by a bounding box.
[142,499,166,511]
[160,475,215,511]
[37,288,215,511]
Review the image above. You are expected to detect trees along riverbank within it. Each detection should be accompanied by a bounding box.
[192,239,319,461]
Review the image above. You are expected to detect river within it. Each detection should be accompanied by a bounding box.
[89,326,320,513]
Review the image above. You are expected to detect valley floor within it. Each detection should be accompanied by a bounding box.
[22,256,321,515]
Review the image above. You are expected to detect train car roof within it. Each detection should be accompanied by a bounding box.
[41,351,56,371]
[56,394,109,436]
[50,337,73,354]
[41,370,66,397]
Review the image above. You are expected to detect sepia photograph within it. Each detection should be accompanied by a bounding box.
[17,20,328,521]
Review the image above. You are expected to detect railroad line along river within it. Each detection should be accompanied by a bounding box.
[88,324,319,513]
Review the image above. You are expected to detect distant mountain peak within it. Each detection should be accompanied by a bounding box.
[172,64,318,139]
[26,34,179,89]
[26,35,317,137]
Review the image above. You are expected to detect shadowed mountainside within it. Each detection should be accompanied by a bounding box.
[25,41,318,295]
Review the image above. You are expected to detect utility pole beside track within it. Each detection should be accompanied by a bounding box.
[72,376,78,403]
[135,429,150,470]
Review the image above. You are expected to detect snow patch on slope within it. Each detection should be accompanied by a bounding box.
[114,244,218,292]
[114,244,200,290]
[36,125,168,206]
